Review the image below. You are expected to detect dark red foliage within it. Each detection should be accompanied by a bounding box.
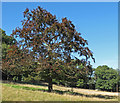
[8,6,95,92]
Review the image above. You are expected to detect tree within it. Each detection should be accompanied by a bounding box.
[76,64,94,89]
[95,65,118,92]
[3,44,36,82]
[11,6,95,92]
[1,29,35,81]
[1,28,16,80]
[1,28,16,59]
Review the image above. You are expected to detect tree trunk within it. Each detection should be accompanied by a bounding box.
[48,77,53,92]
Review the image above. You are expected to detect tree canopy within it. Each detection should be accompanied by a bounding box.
[1,29,16,59]
[9,6,95,92]
[95,65,118,92]
[1,28,16,80]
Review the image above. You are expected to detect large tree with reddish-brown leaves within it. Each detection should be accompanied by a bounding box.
[11,6,95,92]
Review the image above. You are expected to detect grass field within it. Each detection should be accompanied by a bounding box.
[1,82,118,101]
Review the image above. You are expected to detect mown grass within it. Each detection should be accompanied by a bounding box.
[2,83,118,101]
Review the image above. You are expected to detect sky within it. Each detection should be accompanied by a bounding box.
[2,2,118,69]
[1,0,119,2]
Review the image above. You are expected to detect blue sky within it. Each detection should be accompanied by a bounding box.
[2,2,118,69]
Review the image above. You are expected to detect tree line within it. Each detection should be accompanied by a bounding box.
[1,6,119,92]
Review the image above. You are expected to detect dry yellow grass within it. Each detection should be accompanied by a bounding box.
[2,83,118,101]
[12,82,118,96]
[2,85,117,101]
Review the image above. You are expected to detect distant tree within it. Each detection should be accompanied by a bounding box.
[3,44,37,81]
[76,64,93,89]
[87,68,95,89]
[95,65,118,92]
[1,29,16,80]
[11,6,95,92]
[1,28,16,59]
[118,69,120,92]
[1,29,35,81]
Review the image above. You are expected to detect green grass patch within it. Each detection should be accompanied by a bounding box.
[2,83,48,92]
